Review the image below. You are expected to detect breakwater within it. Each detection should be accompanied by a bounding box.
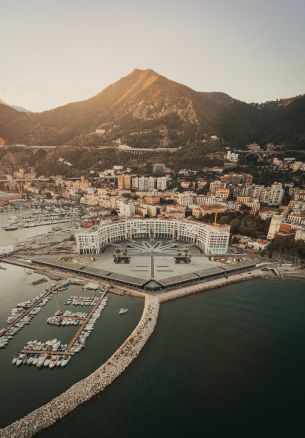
[0,295,160,438]
[158,269,268,303]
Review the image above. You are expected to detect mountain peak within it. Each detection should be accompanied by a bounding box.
[131,68,159,76]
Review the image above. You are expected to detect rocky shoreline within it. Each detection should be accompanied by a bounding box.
[0,295,160,438]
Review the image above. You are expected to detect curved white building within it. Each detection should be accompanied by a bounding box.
[75,219,230,255]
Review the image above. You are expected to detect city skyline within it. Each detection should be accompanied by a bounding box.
[1,0,305,112]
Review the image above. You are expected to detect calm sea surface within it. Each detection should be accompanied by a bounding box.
[39,278,305,438]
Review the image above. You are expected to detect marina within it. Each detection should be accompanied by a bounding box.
[1,207,81,231]
[47,310,88,326]
[6,284,109,368]
[0,263,143,427]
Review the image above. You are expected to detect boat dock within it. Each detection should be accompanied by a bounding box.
[16,291,108,361]
[0,287,55,339]
[67,291,106,352]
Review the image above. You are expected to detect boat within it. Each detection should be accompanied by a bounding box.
[37,354,47,368]
[44,355,52,367]
[12,356,18,365]
[52,226,62,232]
[49,355,58,369]
[27,356,34,365]
[2,224,18,231]
[32,355,39,365]
[56,356,64,367]
[119,308,128,315]
[61,356,71,367]
[16,356,24,366]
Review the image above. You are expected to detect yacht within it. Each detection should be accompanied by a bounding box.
[56,356,64,367]
[37,354,47,368]
[44,355,52,367]
[119,308,128,315]
[2,224,18,231]
[61,356,71,367]
[32,355,39,365]
[49,355,58,369]
[16,355,24,366]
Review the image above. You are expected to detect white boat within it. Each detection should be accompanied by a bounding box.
[43,356,51,366]
[119,308,128,315]
[37,354,47,368]
[32,355,39,365]
[2,224,18,231]
[16,355,24,366]
[61,356,71,367]
[49,356,58,369]
[56,356,64,367]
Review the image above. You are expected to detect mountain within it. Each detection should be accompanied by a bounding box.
[0,99,31,113]
[0,69,305,149]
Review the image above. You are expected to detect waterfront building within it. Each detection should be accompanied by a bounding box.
[75,219,230,255]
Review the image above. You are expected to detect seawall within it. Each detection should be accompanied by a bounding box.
[158,269,268,303]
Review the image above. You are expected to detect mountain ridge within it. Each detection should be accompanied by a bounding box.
[0,68,304,149]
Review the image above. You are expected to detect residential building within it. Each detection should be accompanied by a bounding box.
[267,214,283,239]
[117,174,131,190]
[75,219,230,255]
[260,183,284,206]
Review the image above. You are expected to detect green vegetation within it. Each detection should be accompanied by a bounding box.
[266,238,305,264]
[201,208,271,239]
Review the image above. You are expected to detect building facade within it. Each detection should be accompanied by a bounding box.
[75,219,230,255]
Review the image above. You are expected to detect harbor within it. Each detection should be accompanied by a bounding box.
[11,293,109,369]
[0,263,143,428]
[1,206,81,231]
[0,294,159,438]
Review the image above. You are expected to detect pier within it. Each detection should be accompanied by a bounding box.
[67,291,106,352]
[0,287,55,339]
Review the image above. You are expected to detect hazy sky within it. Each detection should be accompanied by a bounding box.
[1,0,305,112]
